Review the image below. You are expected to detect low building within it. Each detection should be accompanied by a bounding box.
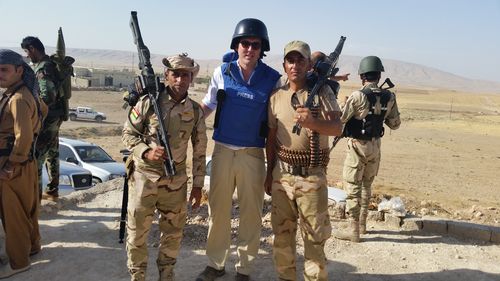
[72,67,137,89]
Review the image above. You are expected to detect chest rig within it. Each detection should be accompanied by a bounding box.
[344,87,391,140]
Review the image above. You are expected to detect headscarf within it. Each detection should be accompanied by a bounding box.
[0,49,39,99]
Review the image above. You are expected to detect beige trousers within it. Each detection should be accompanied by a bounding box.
[206,143,265,275]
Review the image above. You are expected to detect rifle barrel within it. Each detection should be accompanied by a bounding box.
[129,11,176,177]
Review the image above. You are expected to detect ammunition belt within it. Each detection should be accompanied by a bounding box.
[277,146,330,168]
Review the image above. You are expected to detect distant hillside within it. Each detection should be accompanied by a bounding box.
[7,47,500,94]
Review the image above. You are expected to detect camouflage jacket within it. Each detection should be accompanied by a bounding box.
[122,90,207,188]
[34,56,57,107]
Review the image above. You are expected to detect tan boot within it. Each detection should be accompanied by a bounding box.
[334,219,360,242]
[159,269,175,281]
[359,211,368,234]
[360,186,371,235]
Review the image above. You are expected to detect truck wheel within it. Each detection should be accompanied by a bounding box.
[69,114,76,121]
[92,177,102,186]
[95,116,103,122]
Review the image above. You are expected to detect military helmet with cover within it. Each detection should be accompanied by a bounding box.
[358,56,385,75]
[230,18,270,52]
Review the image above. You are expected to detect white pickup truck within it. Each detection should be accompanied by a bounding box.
[68,106,107,122]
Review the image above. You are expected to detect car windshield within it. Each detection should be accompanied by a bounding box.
[75,145,114,163]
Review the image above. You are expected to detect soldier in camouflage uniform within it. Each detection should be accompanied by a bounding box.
[21,36,63,200]
[265,41,342,281]
[334,56,401,242]
[122,53,207,281]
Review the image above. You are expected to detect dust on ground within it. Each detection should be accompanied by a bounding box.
[8,181,499,281]
[3,87,499,280]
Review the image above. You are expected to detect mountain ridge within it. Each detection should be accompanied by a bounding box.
[6,46,499,94]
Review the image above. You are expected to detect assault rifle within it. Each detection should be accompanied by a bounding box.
[129,11,176,177]
[292,36,346,135]
[380,78,395,90]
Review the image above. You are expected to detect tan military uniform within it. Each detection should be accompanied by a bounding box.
[268,83,340,281]
[122,90,207,281]
[340,82,400,229]
[0,81,45,269]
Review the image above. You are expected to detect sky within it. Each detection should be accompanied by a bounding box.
[1,0,499,82]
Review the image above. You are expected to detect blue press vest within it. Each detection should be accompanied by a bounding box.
[213,60,280,147]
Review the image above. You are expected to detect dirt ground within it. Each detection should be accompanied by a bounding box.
[11,86,497,281]
[61,87,500,226]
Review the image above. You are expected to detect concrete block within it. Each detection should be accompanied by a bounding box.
[447,221,491,242]
[368,210,384,221]
[401,217,423,232]
[421,218,448,235]
[384,213,402,229]
[491,226,500,243]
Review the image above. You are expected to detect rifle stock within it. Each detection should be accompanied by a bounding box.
[129,11,176,177]
[380,78,395,90]
[292,36,346,135]
[118,175,128,243]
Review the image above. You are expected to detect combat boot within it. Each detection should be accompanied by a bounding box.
[334,219,360,242]
[360,186,371,235]
[159,267,175,281]
[235,272,250,281]
[359,210,368,234]
[195,266,225,281]
[42,188,59,201]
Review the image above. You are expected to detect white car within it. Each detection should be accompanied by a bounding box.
[68,106,107,122]
[41,160,93,196]
[59,137,126,185]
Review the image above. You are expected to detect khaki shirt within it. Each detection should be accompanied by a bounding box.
[341,82,401,130]
[268,83,341,150]
[122,90,207,187]
[0,81,45,168]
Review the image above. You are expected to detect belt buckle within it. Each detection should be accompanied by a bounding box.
[291,165,308,177]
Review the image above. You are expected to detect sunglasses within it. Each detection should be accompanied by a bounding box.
[240,40,262,50]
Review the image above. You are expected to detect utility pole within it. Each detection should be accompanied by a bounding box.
[449,96,454,119]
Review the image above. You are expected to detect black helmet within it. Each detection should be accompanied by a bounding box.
[230,18,270,52]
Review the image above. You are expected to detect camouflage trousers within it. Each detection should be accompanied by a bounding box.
[36,116,62,194]
[270,162,331,281]
[343,138,381,219]
[126,170,188,281]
